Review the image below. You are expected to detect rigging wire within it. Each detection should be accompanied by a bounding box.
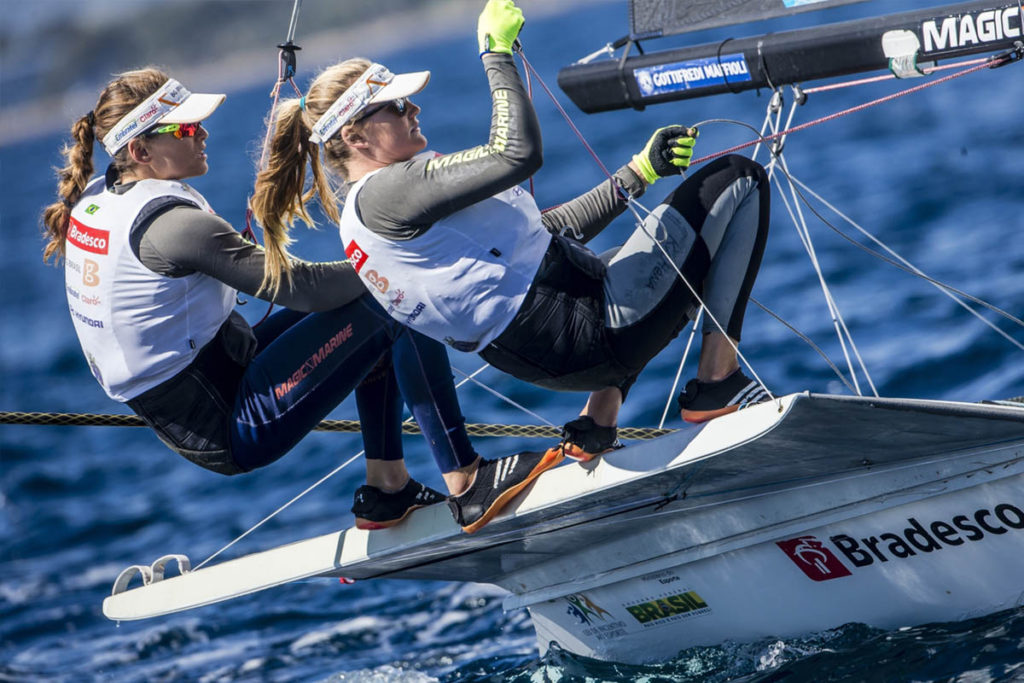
[516,50,779,408]
[688,53,1015,168]
[803,57,989,94]
[237,0,305,326]
[658,307,703,430]
[786,176,1024,352]
[764,140,878,395]
[751,91,875,396]
[774,164,879,395]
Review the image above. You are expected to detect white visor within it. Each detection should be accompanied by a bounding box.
[101,78,226,156]
[309,63,429,144]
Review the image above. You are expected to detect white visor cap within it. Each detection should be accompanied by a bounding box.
[309,64,429,144]
[367,70,430,104]
[101,78,226,156]
[160,92,225,124]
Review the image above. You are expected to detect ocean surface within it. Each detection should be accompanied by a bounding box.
[2,1,1023,681]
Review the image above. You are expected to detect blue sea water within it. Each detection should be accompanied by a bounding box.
[2,1,1023,681]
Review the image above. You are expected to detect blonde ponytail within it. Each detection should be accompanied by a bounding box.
[250,58,373,298]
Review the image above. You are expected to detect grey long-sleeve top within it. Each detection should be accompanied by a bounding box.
[354,54,646,245]
[126,191,364,313]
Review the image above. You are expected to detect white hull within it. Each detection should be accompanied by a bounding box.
[103,393,1024,663]
[527,471,1024,663]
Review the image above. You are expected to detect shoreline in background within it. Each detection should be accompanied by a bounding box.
[0,0,611,147]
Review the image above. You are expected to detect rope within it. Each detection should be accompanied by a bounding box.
[802,57,989,94]
[0,411,674,440]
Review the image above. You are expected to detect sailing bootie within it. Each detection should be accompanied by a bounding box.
[447,450,564,534]
[558,416,623,462]
[677,369,771,423]
[351,479,446,530]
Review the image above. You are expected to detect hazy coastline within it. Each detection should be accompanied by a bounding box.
[0,0,610,146]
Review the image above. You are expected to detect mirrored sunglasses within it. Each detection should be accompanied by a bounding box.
[144,121,203,139]
[354,97,408,123]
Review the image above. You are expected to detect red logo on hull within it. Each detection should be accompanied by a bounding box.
[776,536,852,581]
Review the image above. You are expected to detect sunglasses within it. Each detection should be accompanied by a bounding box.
[144,121,203,139]
[354,97,408,123]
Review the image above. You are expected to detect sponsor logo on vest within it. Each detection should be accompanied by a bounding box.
[405,301,426,325]
[364,269,389,294]
[67,259,81,274]
[625,590,710,625]
[921,7,1022,54]
[345,240,368,272]
[70,307,104,329]
[83,259,101,287]
[778,502,1024,580]
[66,285,101,306]
[85,204,100,215]
[67,218,110,255]
[273,323,354,399]
[386,288,405,314]
[776,536,853,581]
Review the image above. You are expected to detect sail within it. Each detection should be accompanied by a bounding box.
[630,0,871,39]
[561,1,1023,112]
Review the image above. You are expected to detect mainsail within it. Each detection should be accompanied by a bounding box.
[560,1,1023,111]
[629,0,870,39]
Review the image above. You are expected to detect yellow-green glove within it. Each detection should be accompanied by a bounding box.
[632,125,698,185]
[478,0,524,56]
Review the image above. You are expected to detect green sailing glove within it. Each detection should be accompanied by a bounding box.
[478,0,524,56]
[632,125,699,184]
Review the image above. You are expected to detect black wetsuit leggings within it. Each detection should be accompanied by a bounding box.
[482,155,770,395]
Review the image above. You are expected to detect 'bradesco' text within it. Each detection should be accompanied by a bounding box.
[830,503,1024,566]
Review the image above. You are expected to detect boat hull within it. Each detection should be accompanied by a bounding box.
[102,393,1024,665]
[527,471,1024,663]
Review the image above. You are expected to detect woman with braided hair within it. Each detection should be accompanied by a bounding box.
[42,67,492,532]
[251,0,773,533]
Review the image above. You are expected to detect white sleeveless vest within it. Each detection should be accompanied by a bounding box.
[65,177,236,401]
[339,172,551,352]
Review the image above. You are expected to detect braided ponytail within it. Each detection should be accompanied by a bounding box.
[41,67,169,264]
[42,112,97,263]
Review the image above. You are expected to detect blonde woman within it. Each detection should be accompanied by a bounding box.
[252,0,772,532]
[42,67,486,531]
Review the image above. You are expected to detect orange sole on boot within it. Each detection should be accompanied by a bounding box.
[355,503,430,531]
[461,448,565,534]
[681,403,741,424]
[561,442,614,462]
